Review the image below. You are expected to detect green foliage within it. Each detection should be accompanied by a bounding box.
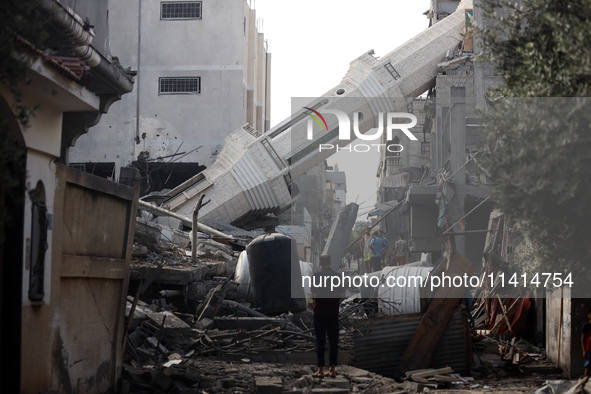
[0,0,48,85]
[479,0,591,97]
[478,0,591,278]
[1,0,48,127]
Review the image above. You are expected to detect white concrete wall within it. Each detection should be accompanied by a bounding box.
[70,0,271,176]
[163,0,473,227]
[546,290,590,378]
[69,0,140,168]
[19,106,62,306]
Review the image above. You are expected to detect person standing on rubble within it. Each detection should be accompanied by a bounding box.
[359,227,372,274]
[369,231,386,272]
[311,254,345,378]
[581,308,591,377]
[392,234,408,266]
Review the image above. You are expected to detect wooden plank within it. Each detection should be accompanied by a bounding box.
[512,352,521,364]
[474,314,487,328]
[490,297,520,334]
[55,164,140,391]
[433,375,461,383]
[61,254,127,279]
[405,369,431,378]
[411,376,434,384]
[398,252,474,373]
[496,295,514,334]
[411,367,454,379]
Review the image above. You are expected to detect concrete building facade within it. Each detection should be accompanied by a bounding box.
[69,0,271,194]
[326,164,347,209]
[376,97,437,259]
[369,0,494,266]
[381,0,583,378]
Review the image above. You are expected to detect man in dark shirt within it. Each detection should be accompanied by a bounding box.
[311,254,345,378]
[582,308,591,377]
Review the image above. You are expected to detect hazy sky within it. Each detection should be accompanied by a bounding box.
[253,0,430,217]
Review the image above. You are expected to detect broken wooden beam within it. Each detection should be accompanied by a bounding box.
[495,294,514,334]
[398,252,474,373]
[410,367,454,379]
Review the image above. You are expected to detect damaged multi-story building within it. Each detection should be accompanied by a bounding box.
[373,0,586,379]
[376,1,495,267]
[3,0,584,390]
[68,0,271,195]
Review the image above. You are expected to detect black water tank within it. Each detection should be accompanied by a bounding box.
[247,233,306,315]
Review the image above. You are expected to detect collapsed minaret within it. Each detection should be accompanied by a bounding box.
[160,0,473,228]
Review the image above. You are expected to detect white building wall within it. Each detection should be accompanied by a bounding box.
[70,0,270,177]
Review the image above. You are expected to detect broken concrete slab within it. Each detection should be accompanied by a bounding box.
[254,376,283,394]
[213,316,289,331]
[135,218,162,249]
[130,264,207,286]
[343,366,371,378]
[204,260,234,277]
[130,260,237,286]
[310,388,349,394]
[126,299,190,329]
[322,377,350,390]
[322,203,358,271]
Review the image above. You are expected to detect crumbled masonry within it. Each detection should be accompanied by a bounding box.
[122,208,563,393]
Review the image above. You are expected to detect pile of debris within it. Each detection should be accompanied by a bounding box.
[120,280,369,393]
[121,246,364,394]
[404,367,477,391]
[123,203,566,393]
[498,337,544,366]
[120,358,412,394]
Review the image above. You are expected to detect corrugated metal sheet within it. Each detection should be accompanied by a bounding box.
[381,173,409,188]
[378,266,432,315]
[353,307,471,378]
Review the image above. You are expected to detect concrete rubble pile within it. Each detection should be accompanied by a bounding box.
[120,359,412,393]
[123,206,568,393]
[123,209,368,392]
[461,209,562,381]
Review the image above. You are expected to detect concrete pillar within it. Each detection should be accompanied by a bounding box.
[431,131,438,177]
[441,106,450,169]
[450,86,466,186]
[454,193,466,257]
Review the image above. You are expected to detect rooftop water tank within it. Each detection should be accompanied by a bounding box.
[247,233,306,314]
[378,265,431,315]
